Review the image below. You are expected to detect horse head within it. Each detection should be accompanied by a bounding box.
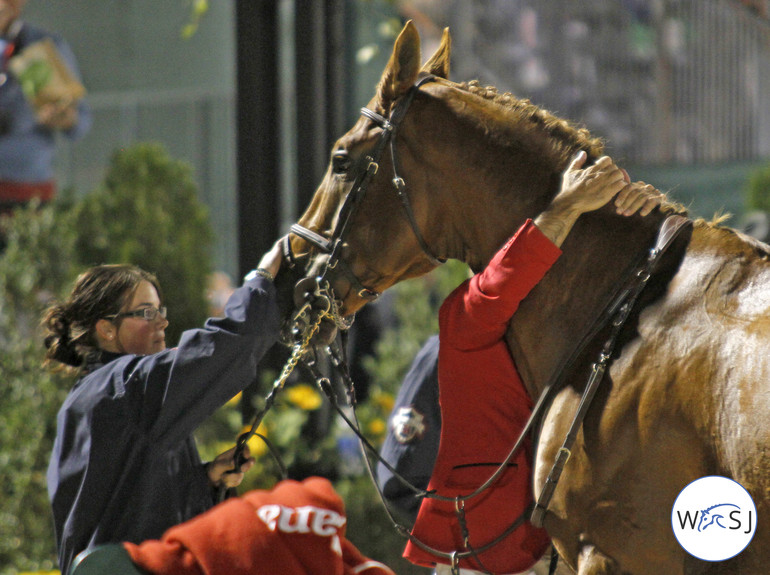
[279,20,678,390]
[280,21,570,341]
[278,21,454,343]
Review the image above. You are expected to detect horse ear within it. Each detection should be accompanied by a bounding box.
[376,20,422,107]
[421,27,451,79]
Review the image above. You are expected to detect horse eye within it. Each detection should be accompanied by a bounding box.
[331,151,351,174]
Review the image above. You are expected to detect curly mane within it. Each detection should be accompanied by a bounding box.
[456,80,689,217]
[457,80,605,160]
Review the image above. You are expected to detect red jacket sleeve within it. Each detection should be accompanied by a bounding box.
[439,219,561,351]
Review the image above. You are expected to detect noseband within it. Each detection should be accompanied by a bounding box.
[288,73,444,303]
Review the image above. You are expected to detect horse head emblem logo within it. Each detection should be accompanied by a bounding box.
[697,503,741,532]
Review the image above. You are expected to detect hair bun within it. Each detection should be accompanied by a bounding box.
[53,341,83,367]
[44,326,81,367]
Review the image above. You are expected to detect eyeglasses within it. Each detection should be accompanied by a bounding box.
[107,306,167,322]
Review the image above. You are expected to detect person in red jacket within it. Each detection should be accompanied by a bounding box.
[403,152,663,574]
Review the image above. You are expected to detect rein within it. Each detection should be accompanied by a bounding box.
[530,214,692,528]
[297,214,690,574]
[236,69,693,572]
[223,74,445,501]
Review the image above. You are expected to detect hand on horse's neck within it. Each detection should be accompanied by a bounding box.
[533,208,580,248]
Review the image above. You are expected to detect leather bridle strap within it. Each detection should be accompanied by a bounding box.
[530,214,692,528]
[361,99,445,267]
[288,73,443,299]
[386,113,445,267]
[357,73,443,266]
[288,225,332,254]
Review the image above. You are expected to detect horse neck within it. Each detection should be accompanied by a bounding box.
[408,87,566,269]
[424,151,561,271]
[409,86,670,400]
[506,207,670,400]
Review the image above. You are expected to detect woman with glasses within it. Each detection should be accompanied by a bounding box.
[42,240,283,575]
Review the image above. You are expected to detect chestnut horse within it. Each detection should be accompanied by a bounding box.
[277,22,770,575]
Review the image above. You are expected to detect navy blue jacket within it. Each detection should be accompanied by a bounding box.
[376,335,441,527]
[46,276,280,574]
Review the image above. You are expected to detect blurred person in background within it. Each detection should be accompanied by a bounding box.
[0,0,91,218]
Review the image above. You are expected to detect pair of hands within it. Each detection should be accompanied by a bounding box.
[534,151,665,247]
[36,99,79,131]
[207,444,255,490]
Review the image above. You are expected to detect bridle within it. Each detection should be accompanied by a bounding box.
[228,64,694,572]
[225,71,448,508]
[276,72,541,572]
[286,73,444,313]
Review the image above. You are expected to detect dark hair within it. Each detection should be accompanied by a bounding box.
[42,264,163,371]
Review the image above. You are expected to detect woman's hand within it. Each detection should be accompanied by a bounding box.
[256,236,285,279]
[207,445,255,489]
[613,180,665,217]
[551,152,629,217]
[534,152,665,247]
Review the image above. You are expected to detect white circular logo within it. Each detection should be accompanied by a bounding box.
[671,475,756,561]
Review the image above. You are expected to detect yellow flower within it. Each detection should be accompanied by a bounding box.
[374,391,395,413]
[285,383,323,411]
[368,418,387,436]
[240,424,269,457]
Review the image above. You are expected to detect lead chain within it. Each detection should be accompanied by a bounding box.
[224,300,330,495]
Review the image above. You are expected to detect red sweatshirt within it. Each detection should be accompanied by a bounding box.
[405,219,559,574]
[125,477,394,575]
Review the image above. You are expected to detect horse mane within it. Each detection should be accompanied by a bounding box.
[456,79,688,217]
[458,80,605,159]
[693,216,770,259]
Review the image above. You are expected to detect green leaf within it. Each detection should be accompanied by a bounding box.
[17,60,52,99]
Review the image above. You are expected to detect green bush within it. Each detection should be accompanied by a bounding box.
[0,142,215,574]
[746,163,770,213]
[71,142,214,343]
[0,203,79,574]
